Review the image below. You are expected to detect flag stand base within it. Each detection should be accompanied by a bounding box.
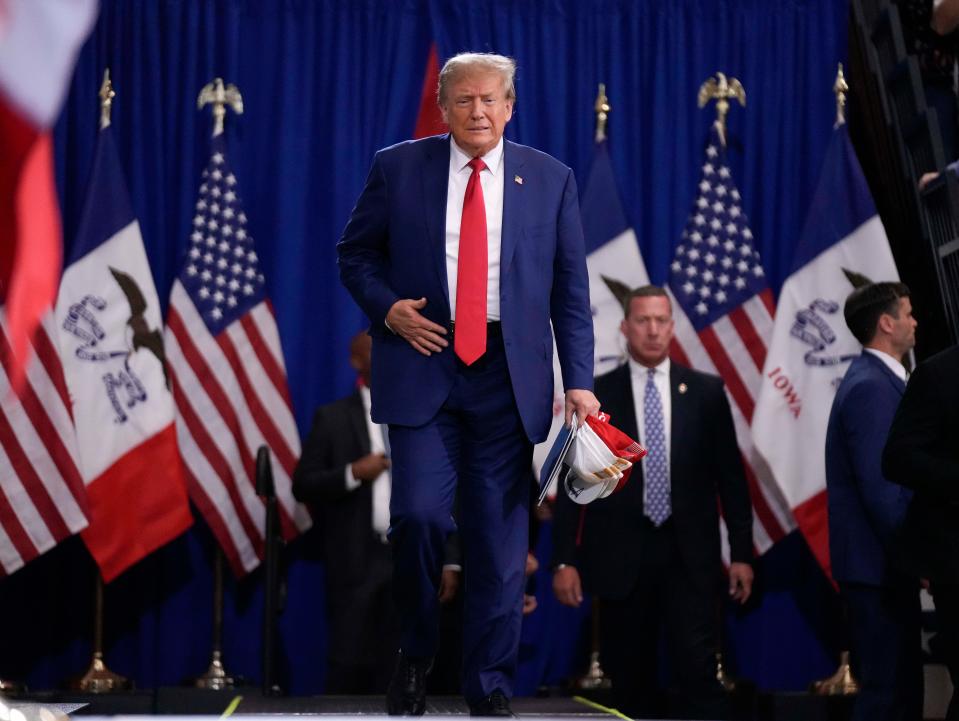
[575,651,612,691]
[810,650,859,695]
[575,601,611,691]
[193,651,235,690]
[71,653,133,693]
[716,651,740,691]
[0,680,25,695]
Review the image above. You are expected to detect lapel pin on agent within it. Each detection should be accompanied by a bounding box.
[514,175,523,185]
[678,382,688,395]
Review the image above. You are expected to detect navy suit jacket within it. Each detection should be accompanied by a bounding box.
[825,351,913,586]
[552,361,753,598]
[337,135,593,442]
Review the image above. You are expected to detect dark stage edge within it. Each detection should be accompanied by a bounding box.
[232,695,614,716]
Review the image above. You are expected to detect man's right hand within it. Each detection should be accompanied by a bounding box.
[350,452,390,482]
[386,298,448,356]
[552,565,583,608]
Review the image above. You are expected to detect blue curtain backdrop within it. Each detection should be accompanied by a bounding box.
[0,0,849,696]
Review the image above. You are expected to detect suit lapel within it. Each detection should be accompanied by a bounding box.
[421,136,452,309]
[500,141,526,277]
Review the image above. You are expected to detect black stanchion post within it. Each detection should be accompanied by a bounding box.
[256,445,280,696]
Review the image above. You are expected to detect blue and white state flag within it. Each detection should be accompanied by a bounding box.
[581,139,650,375]
[532,138,649,484]
[752,122,900,577]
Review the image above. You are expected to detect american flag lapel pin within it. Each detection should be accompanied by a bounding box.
[514,175,523,185]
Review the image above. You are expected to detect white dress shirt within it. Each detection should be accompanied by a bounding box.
[445,136,505,321]
[628,356,672,506]
[864,347,908,383]
[344,385,391,538]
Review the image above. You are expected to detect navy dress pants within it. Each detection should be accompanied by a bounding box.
[388,331,532,703]
[842,581,923,721]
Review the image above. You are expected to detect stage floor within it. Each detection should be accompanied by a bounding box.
[7,688,868,721]
[231,695,615,716]
[7,694,620,720]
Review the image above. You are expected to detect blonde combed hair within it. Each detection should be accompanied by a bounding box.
[437,52,517,107]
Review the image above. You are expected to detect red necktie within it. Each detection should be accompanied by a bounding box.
[454,157,488,365]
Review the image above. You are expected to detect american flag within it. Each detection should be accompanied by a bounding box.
[667,124,795,554]
[165,135,311,576]
[0,315,89,575]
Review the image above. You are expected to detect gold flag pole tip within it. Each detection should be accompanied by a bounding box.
[198,78,244,138]
[834,63,849,128]
[99,69,115,130]
[594,83,610,143]
[697,72,746,147]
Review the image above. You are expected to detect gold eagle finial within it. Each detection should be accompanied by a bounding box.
[697,72,746,147]
[197,78,244,138]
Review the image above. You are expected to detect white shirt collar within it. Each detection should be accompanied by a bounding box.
[864,348,908,382]
[628,355,671,379]
[450,135,504,176]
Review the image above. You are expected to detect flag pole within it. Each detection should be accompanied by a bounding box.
[192,548,236,689]
[189,77,244,691]
[695,74,747,694]
[808,64,860,699]
[697,72,746,148]
[71,74,132,693]
[573,83,616,697]
[72,572,132,691]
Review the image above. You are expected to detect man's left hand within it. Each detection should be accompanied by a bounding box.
[438,567,460,604]
[728,562,754,604]
[565,389,600,427]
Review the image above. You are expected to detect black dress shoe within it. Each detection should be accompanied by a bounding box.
[386,652,431,716]
[469,690,516,717]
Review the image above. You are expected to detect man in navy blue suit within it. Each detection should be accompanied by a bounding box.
[825,281,921,721]
[337,52,598,716]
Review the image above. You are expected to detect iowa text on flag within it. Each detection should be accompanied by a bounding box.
[165,135,311,576]
[752,123,900,577]
[0,314,88,575]
[55,124,192,582]
[667,125,795,555]
[0,0,97,390]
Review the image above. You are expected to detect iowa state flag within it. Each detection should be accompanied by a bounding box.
[751,122,900,578]
[581,137,650,376]
[55,122,192,582]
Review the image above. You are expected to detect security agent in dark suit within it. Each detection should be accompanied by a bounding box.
[292,331,460,694]
[825,282,921,721]
[552,285,754,720]
[883,342,959,721]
